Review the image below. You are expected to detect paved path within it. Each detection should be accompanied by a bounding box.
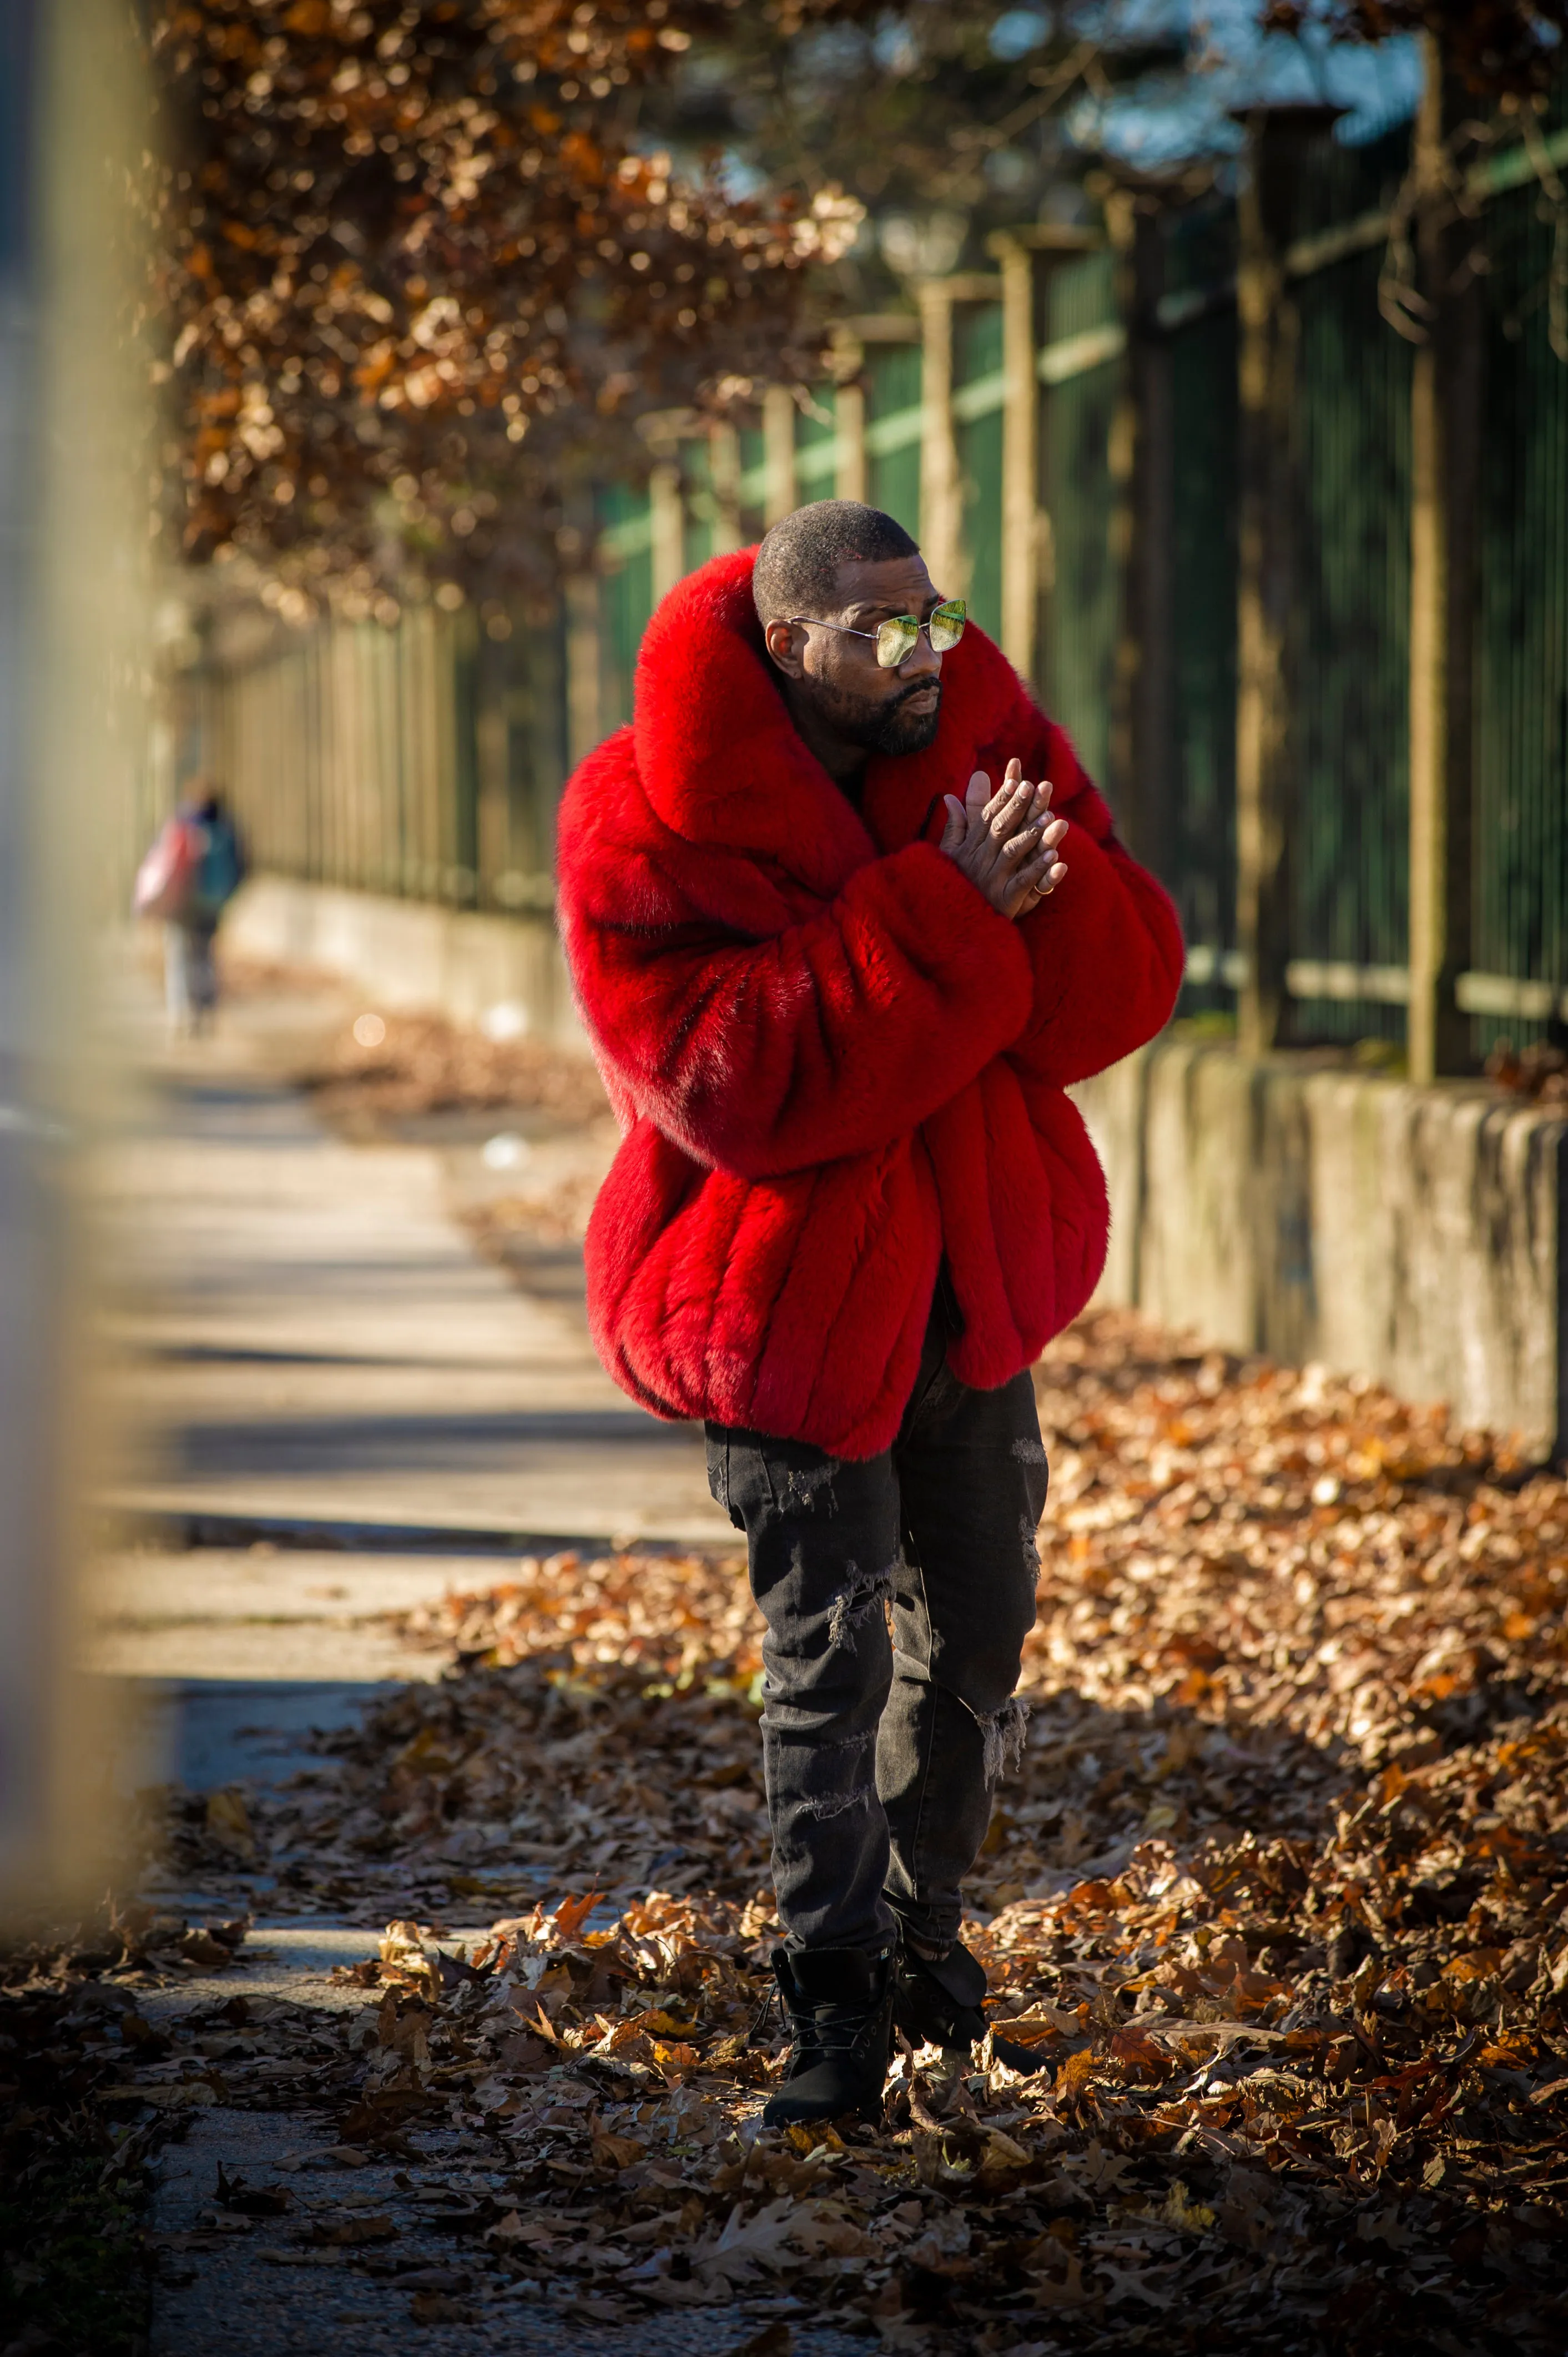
[92,985,727,1807]
[87,987,831,2355]
[104,1061,727,1553]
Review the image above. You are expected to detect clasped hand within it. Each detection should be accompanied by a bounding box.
[939,758,1068,920]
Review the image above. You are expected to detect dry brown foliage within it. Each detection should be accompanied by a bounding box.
[1484,1038,1568,1106]
[152,1,868,597]
[298,1005,610,1130]
[109,1311,1568,2349]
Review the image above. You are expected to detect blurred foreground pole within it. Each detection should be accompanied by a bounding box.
[0,0,148,1925]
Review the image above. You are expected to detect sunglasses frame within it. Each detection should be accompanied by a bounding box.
[787,598,967,669]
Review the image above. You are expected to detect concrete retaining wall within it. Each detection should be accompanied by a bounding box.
[224,873,588,1047]
[1072,1039,1567,1458]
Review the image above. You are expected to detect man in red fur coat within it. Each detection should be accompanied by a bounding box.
[558,501,1182,2124]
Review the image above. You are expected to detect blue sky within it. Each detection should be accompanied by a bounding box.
[994,0,1423,162]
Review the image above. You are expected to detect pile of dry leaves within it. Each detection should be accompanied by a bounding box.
[1483,1039,1568,1106]
[299,1007,609,1135]
[113,1312,1568,2349]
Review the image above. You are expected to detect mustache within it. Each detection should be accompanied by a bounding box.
[891,679,941,708]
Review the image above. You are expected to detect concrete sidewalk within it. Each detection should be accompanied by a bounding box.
[90,974,731,1814]
[84,988,827,2356]
[103,1054,727,1555]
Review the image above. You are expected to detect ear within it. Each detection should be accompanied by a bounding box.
[763,618,805,679]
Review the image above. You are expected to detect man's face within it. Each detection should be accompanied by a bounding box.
[765,551,946,757]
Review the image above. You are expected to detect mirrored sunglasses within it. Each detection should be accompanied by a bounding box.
[789,598,968,668]
[872,599,967,667]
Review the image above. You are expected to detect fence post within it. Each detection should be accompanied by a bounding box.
[829,328,868,505]
[917,280,960,591]
[987,228,1098,691]
[763,385,797,524]
[1234,107,1340,1056]
[709,422,742,553]
[920,274,1003,603]
[1406,39,1480,1082]
[649,459,684,603]
[1103,189,1173,874]
[992,234,1039,677]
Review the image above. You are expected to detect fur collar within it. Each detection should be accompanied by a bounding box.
[632,547,1032,889]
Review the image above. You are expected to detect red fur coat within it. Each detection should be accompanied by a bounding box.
[557,549,1182,1458]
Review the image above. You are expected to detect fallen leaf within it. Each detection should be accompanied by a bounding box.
[309,2212,398,2246]
[214,2163,290,2217]
[409,2292,470,2324]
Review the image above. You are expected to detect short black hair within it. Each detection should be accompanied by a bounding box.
[752,499,919,627]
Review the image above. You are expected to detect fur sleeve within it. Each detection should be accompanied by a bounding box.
[999,717,1186,1087]
[560,764,1034,1180]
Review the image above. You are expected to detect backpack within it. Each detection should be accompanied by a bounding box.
[193,817,244,914]
[133,815,202,921]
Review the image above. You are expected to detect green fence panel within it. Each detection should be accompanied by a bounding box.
[1290,244,1413,1042]
[795,384,839,505]
[596,482,653,732]
[955,304,1004,642]
[682,435,716,575]
[867,343,921,538]
[1043,250,1119,791]
[1167,301,1238,993]
[738,424,766,542]
[1284,128,1414,1042]
[1475,174,1568,1049]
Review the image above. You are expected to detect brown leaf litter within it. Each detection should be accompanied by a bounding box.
[21,1310,1568,2351]
[298,1006,610,1135]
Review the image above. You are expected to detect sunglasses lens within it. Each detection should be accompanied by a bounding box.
[875,616,920,667]
[929,600,966,653]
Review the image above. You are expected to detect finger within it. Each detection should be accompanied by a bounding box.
[999,822,1046,863]
[966,769,991,818]
[1015,849,1066,899]
[981,757,1025,822]
[990,776,1037,837]
[940,794,967,853]
[1041,817,1068,849]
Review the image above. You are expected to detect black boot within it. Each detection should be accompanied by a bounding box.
[894,1933,1049,2072]
[893,1933,989,2054]
[762,1944,895,2128]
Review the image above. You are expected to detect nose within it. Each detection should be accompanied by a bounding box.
[901,628,941,681]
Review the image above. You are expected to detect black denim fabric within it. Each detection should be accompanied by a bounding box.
[705,1306,1047,1955]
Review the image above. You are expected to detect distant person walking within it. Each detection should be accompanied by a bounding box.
[134,787,247,1037]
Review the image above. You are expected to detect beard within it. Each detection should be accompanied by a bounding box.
[817,675,942,757]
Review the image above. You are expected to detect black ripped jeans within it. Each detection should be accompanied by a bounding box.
[705,1305,1047,1955]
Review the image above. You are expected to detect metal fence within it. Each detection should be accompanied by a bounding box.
[208,600,564,918]
[197,92,1568,1069]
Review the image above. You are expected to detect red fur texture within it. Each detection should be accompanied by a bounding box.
[557,548,1183,1457]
